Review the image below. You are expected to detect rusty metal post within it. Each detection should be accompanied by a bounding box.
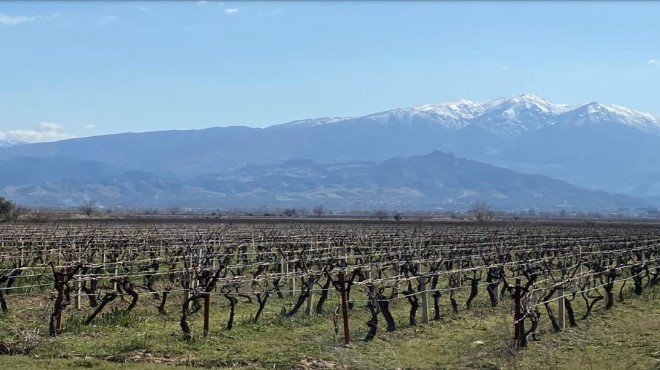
[203,293,210,337]
[339,271,350,345]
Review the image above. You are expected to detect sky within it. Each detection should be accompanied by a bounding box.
[1,1,660,142]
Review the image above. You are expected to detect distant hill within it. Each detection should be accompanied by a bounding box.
[0,152,640,211]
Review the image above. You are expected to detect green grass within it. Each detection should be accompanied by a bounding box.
[1,285,658,369]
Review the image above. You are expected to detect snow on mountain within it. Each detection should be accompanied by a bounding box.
[480,93,574,114]
[0,139,26,148]
[556,102,660,134]
[270,117,353,129]
[373,93,569,136]
[469,93,576,137]
[266,93,660,139]
[359,99,484,129]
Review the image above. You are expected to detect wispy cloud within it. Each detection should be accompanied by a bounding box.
[225,8,239,14]
[97,16,117,25]
[83,124,96,129]
[649,59,659,65]
[3,122,75,143]
[0,12,35,26]
[197,1,228,7]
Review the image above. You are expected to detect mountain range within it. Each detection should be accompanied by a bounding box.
[1,93,658,211]
[0,152,641,211]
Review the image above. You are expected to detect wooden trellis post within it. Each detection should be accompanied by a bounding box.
[113,261,119,291]
[417,242,429,324]
[339,270,350,345]
[75,240,82,310]
[557,285,566,331]
[55,268,66,335]
[514,278,522,348]
[367,243,373,280]
[290,262,296,297]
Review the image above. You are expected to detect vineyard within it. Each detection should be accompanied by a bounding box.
[0,220,659,369]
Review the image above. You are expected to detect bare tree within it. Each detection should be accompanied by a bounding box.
[283,208,297,217]
[373,210,388,220]
[79,200,96,216]
[471,202,495,224]
[167,206,181,215]
[0,196,16,223]
[313,204,324,218]
[8,205,24,222]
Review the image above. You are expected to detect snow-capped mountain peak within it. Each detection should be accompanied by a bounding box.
[263,93,660,137]
[481,93,573,115]
[465,94,573,137]
[559,101,660,134]
[412,99,484,120]
[360,99,483,129]
[583,102,655,122]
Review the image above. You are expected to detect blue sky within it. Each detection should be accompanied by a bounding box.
[1,1,659,142]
